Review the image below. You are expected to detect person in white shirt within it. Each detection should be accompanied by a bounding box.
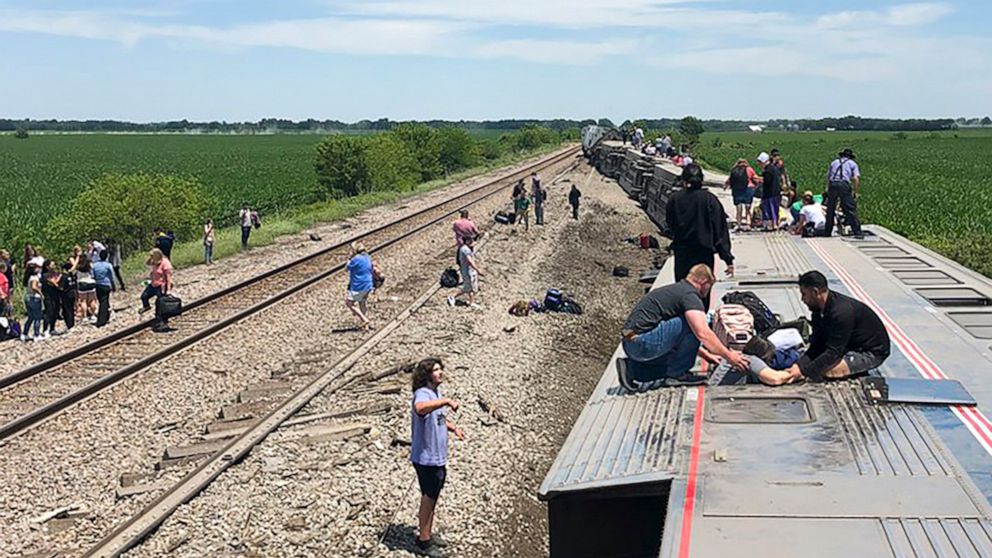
[795,191,827,237]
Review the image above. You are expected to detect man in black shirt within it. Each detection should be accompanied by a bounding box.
[760,153,784,231]
[618,264,748,389]
[763,271,890,384]
[665,163,734,309]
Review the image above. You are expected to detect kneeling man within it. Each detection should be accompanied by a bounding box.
[619,264,747,390]
[762,270,891,385]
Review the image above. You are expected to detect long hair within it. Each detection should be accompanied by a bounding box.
[147,248,164,266]
[23,244,37,264]
[411,357,443,392]
[76,254,92,273]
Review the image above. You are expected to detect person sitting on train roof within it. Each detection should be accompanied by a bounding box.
[754,271,891,385]
[617,264,748,391]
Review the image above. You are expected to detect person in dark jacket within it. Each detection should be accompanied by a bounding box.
[760,271,890,385]
[154,229,175,259]
[665,163,734,308]
[568,184,582,219]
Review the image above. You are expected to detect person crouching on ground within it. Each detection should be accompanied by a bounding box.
[345,242,375,331]
[139,248,174,332]
[751,270,891,385]
[447,235,483,308]
[617,264,748,391]
[410,357,464,557]
[793,191,827,237]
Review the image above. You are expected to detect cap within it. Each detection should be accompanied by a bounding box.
[757,152,770,164]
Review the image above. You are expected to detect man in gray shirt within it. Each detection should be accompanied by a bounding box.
[531,172,545,226]
[618,264,747,390]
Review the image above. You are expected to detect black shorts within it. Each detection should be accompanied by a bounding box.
[413,463,446,500]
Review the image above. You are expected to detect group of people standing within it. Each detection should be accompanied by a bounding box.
[8,241,125,341]
[724,147,863,238]
[511,172,583,231]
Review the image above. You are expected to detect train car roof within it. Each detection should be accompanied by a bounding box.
[539,166,992,557]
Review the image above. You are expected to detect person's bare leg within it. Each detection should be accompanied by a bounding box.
[823,359,852,379]
[345,300,369,326]
[417,494,437,543]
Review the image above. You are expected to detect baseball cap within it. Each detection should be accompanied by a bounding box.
[757,152,770,164]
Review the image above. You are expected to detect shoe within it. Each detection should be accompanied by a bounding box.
[20,334,27,342]
[446,296,456,307]
[616,358,639,392]
[43,331,51,340]
[138,306,151,315]
[431,534,448,548]
[470,303,481,309]
[414,539,444,558]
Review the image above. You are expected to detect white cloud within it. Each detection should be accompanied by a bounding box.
[475,39,639,65]
[816,2,954,29]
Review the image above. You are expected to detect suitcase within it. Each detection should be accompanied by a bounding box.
[155,294,183,319]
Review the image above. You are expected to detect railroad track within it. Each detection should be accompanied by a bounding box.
[0,146,580,443]
[81,159,586,556]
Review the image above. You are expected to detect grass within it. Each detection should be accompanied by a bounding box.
[696,129,992,277]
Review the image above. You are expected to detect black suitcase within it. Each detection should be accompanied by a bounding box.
[155,294,183,319]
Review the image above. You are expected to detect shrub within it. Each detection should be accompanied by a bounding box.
[14,126,28,139]
[315,135,372,198]
[392,123,442,182]
[438,128,481,173]
[479,140,503,161]
[364,133,420,192]
[46,173,214,256]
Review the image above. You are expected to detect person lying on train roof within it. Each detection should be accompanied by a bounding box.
[754,270,891,386]
[617,264,749,391]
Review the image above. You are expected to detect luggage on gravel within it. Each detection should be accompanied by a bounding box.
[440,268,460,288]
[722,290,779,335]
[612,266,630,277]
[494,211,511,225]
[155,294,183,320]
[712,304,754,348]
[543,288,563,311]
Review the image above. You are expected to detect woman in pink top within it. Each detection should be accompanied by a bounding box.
[451,209,479,264]
[139,248,174,329]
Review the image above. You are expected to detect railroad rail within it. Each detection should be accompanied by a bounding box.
[0,146,580,443]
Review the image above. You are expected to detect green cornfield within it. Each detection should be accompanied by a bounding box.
[0,134,326,252]
[697,130,992,277]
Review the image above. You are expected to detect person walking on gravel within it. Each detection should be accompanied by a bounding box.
[410,357,464,557]
[451,210,479,265]
[531,172,546,225]
[345,242,375,331]
[824,148,863,238]
[568,183,582,219]
[447,235,483,308]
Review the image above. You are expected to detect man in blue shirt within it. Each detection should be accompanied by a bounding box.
[345,242,376,331]
[91,249,115,327]
[824,148,862,237]
[410,358,464,557]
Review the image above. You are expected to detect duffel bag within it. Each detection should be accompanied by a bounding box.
[155,294,183,319]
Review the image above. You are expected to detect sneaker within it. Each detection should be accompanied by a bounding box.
[469,303,482,309]
[446,296,456,307]
[413,539,444,558]
[616,357,639,392]
[138,306,151,315]
[43,331,51,340]
[430,534,449,548]
[19,334,27,342]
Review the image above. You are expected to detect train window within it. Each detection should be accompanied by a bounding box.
[874,256,932,269]
[892,269,962,286]
[946,311,992,338]
[916,287,991,307]
[706,397,814,424]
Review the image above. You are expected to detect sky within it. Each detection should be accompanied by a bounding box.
[1,0,990,123]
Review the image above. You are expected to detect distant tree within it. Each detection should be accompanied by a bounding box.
[14,125,28,139]
[46,173,214,255]
[982,116,992,127]
[597,118,616,128]
[678,116,705,146]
